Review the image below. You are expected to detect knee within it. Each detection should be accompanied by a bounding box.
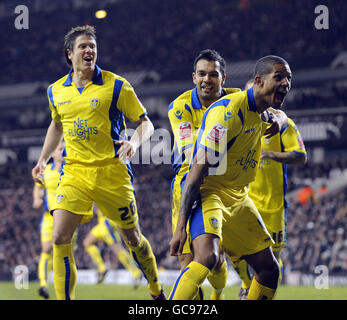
[259,259,280,284]
[192,235,220,270]
[196,250,218,271]
[52,231,72,245]
[122,229,141,248]
[82,238,90,248]
[270,259,280,278]
[214,250,225,270]
[111,243,121,254]
[41,242,53,254]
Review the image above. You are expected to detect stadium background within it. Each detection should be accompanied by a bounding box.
[0,0,346,297]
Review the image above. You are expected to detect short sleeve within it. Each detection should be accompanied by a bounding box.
[199,102,242,156]
[168,102,194,152]
[117,79,147,122]
[281,119,306,155]
[47,84,61,123]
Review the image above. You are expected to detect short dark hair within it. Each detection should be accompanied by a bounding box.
[254,55,289,77]
[193,49,226,76]
[64,25,97,66]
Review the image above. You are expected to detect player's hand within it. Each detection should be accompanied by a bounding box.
[264,108,288,138]
[264,117,279,139]
[263,110,286,139]
[32,160,46,184]
[260,149,270,159]
[170,223,187,257]
[116,140,136,163]
[32,198,43,209]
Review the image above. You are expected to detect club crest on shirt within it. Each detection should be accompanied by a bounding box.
[207,123,228,143]
[224,111,233,121]
[90,98,100,110]
[209,217,220,229]
[264,137,270,144]
[56,194,65,204]
[179,121,192,141]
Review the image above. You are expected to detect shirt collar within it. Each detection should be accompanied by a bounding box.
[62,64,103,86]
[247,87,257,112]
[191,87,202,109]
[191,87,228,109]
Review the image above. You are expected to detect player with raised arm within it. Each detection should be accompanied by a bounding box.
[32,25,165,300]
[235,80,307,299]
[169,55,291,300]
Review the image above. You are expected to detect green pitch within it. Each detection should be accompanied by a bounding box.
[0,282,345,300]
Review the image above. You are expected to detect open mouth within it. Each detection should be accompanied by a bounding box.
[275,91,287,104]
[201,85,213,92]
[84,57,93,63]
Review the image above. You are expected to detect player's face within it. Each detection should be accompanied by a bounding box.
[261,64,292,108]
[193,59,226,106]
[68,34,97,72]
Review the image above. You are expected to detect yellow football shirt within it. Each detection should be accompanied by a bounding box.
[196,87,270,194]
[47,65,147,166]
[249,117,307,214]
[168,87,241,178]
[168,87,240,253]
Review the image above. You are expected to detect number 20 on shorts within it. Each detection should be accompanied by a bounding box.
[119,200,136,221]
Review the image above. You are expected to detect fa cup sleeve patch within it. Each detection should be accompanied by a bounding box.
[206,123,228,143]
[179,121,192,141]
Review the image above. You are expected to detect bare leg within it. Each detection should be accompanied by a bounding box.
[243,246,280,289]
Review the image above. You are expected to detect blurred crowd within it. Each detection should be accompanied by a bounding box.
[285,82,347,109]
[1,0,346,85]
[0,156,346,280]
[283,191,347,275]
[2,79,347,133]
[1,0,347,132]
[288,154,347,191]
[283,158,347,275]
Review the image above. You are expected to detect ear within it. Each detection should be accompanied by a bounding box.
[67,49,73,61]
[221,74,226,86]
[192,72,197,85]
[254,75,264,87]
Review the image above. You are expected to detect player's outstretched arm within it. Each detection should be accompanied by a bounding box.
[261,149,307,165]
[116,116,154,162]
[170,148,210,256]
[32,120,63,184]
